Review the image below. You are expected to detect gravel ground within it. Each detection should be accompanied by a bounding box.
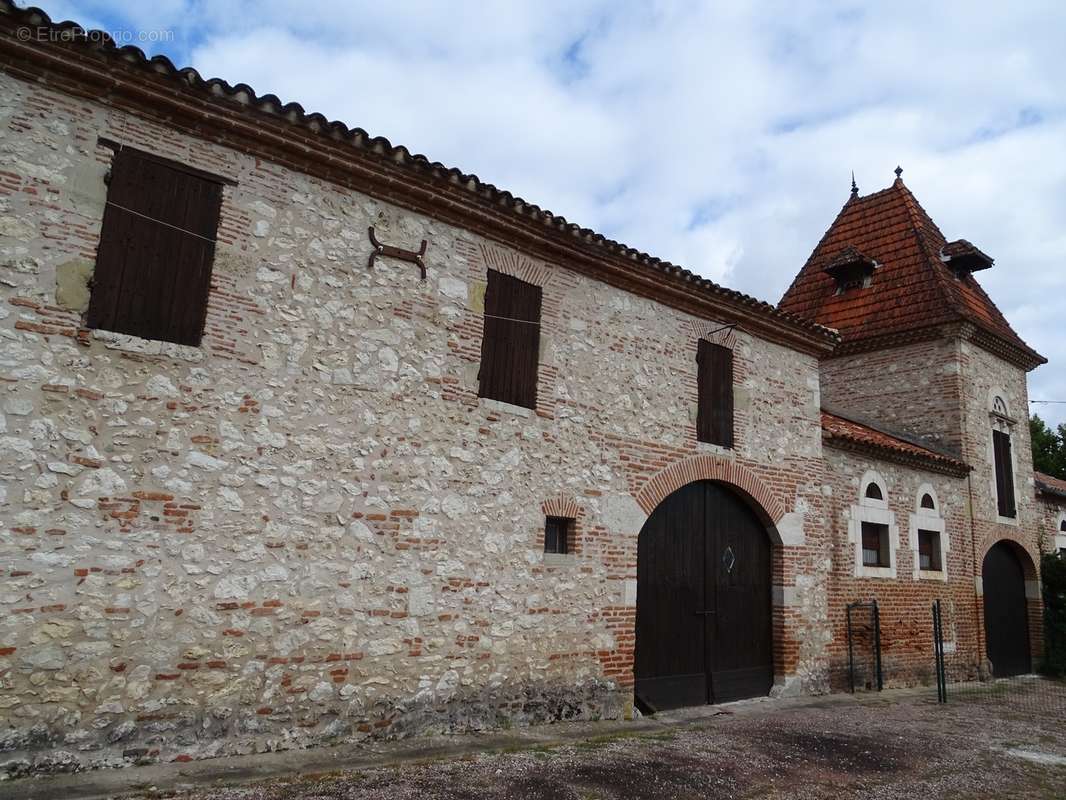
[148,683,1066,800]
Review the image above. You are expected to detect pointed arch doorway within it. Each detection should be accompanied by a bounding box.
[634,480,773,712]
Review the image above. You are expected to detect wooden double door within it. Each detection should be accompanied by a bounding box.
[635,481,773,711]
[982,541,1032,677]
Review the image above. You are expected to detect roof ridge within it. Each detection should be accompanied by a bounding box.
[778,172,1044,368]
[0,0,843,351]
[896,181,1038,356]
[893,180,965,319]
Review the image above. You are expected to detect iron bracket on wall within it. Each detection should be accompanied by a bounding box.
[367,226,428,281]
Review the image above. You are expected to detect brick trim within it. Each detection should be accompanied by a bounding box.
[541,495,581,520]
[477,242,553,288]
[634,455,786,523]
[687,319,737,350]
[979,535,1040,581]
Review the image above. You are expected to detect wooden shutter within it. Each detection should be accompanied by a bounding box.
[696,339,734,447]
[87,148,223,346]
[993,430,1016,517]
[477,269,542,409]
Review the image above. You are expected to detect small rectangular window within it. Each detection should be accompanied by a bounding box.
[918,530,942,571]
[992,430,1016,518]
[696,339,734,447]
[87,147,224,346]
[861,521,890,568]
[544,516,571,555]
[478,269,542,409]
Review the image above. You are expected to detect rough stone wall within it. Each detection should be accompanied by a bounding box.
[822,448,979,689]
[957,341,1045,665]
[0,71,831,773]
[819,338,964,453]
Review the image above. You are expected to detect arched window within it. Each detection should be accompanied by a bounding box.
[1060,520,1066,532]
[851,471,896,578]
[912,484,948,580]
[992,395,1009,417]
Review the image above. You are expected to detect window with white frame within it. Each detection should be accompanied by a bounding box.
[1057,514,1066,555]
[849,471,898,578]
[910,486,949,581]
[989,393,1017,520]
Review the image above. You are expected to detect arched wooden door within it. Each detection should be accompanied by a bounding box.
[982,541,1032,677]
[634,481,773,711]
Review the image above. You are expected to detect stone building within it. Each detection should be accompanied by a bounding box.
[0,2,1062,775]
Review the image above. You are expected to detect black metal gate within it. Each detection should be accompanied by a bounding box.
[846,600,882,693]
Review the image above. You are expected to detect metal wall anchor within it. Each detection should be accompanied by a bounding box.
[367,226,427,280]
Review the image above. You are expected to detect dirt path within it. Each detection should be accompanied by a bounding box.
[6,685,1065,800]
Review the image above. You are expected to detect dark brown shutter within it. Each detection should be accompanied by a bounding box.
[477,269,542,409]
[993,430,1016,517]
[696,339,734,447]
[87,148,223,346]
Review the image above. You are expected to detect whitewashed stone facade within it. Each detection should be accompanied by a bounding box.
[0,69,832,773]
[0,4,1061,778]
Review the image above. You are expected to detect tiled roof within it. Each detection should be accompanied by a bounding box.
[1035,471,1066,500]
[779,177,1044,367]
[940,238,992,267]
[0,2,840,352]
[821,408,970,475]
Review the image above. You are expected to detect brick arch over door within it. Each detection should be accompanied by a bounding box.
[634,455,788,528]
[978,532,1039,581]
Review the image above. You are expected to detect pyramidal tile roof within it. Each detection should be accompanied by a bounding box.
[779,175,1045,367]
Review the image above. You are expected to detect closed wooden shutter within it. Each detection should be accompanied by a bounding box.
[993,430,1016,517]
[478,269,542,409]
[696,339,734,447]
[87,148,223,346]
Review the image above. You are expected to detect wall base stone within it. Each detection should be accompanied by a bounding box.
[0,679,625,779]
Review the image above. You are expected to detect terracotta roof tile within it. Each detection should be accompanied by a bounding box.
[780,178,1044,366]
[1035,471,1066,500]
[821,409,969,475]
[0,2,842,350]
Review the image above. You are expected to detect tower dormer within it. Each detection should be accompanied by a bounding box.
[779,169,1045,452]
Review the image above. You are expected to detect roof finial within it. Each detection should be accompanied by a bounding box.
[894,165,903,179]
[850,171,858,198]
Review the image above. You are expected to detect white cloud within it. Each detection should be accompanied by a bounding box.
[39,0,1066,424]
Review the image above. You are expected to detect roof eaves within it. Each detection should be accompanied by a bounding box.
[1035,472,1066,501]
[821,406,970,476]
[0,1,841,354]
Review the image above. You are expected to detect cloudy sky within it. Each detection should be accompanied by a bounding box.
[34,1,1066,425]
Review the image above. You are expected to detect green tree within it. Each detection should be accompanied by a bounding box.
[1030,414,1066,479]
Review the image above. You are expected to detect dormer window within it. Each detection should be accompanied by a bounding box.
[824,246,877,294]
[940,239,993,279]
